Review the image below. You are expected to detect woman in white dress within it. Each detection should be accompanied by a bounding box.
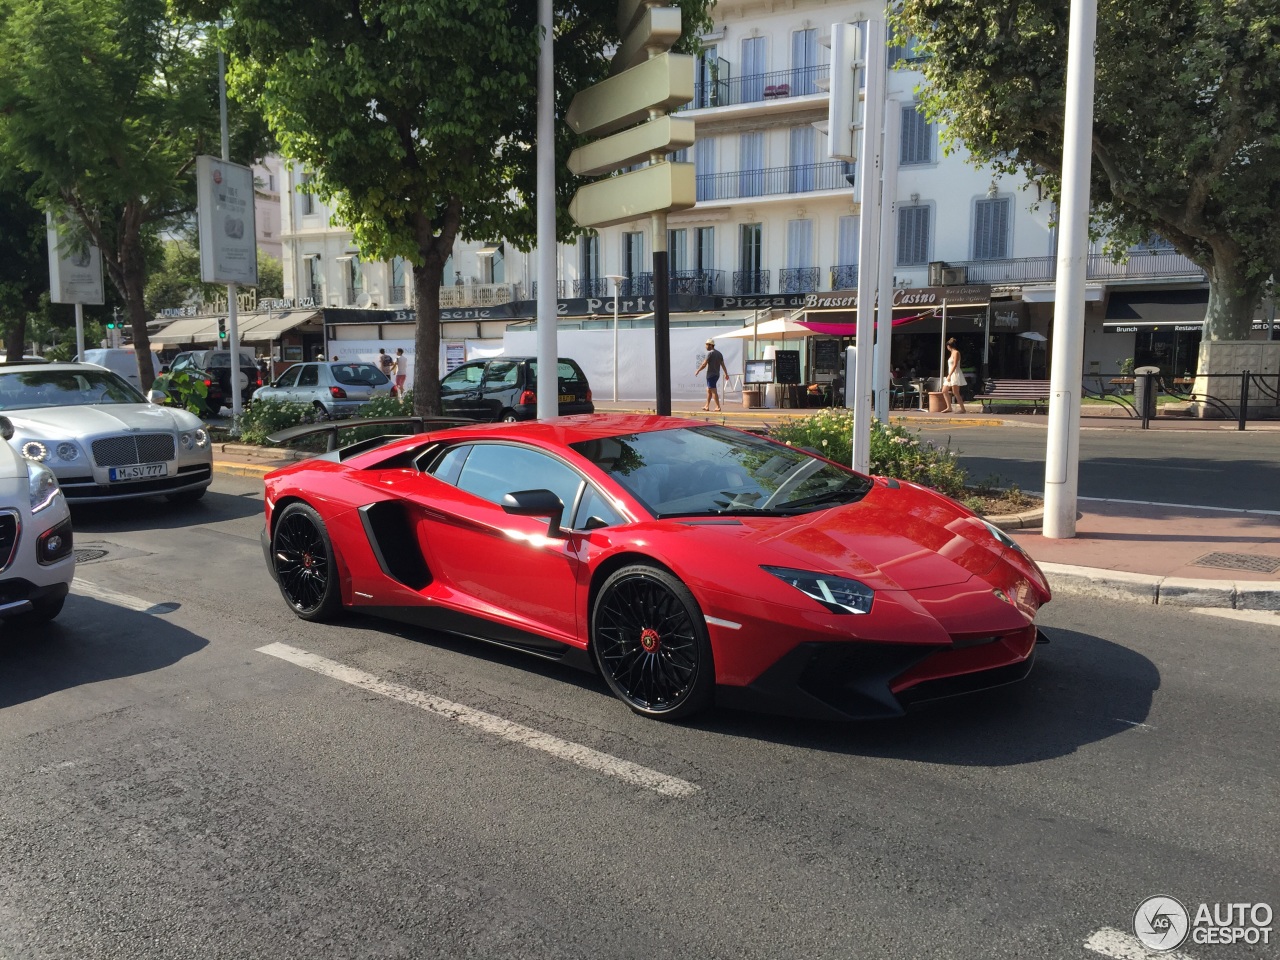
[943,337,967,413]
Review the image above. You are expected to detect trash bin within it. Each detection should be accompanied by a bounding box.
[742,387,763,408]
[928,391,949,413]
[1133,365,1161,419]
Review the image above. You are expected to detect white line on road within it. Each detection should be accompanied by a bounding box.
[1078,496,1280,517]
[257,642,700,799]
[1186,607,1280,628]
[1085,927,1197,959]
[72,578,179,615]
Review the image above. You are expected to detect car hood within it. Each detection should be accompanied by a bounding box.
[6,403,203,438]
[0,443,28,481]
[671,484,1004,590]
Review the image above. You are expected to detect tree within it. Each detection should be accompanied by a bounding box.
[0,171,48,357]
[0,0,268,388]
[189,0,711,415]
[895,0,1280,341]
[256,249,283,299]
[145,237,222,314]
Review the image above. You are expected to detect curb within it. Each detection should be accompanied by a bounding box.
[1040,563,1280,611]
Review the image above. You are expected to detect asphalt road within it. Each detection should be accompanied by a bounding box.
[910,420,1280,512]
[1,475,1276,959]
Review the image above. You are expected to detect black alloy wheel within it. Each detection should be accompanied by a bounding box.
[590,564,713,719]
[312,402,332,421]
[272,502,341,621]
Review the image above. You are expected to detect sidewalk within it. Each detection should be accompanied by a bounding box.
[211,402,1280,612]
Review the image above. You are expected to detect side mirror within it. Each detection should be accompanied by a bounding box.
[501,488,567,539]
[0,416,12,441]
[146,388,170,405]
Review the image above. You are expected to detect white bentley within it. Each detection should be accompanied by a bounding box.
[0,361,212,504]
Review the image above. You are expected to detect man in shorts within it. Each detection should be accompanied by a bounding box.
[695,338,725,412]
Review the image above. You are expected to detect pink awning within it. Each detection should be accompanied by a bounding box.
[796,309,940,336]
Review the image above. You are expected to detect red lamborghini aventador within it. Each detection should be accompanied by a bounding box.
[261,414,1051,720]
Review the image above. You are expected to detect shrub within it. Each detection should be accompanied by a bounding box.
[768,407,969,499]
[235,397,316,445]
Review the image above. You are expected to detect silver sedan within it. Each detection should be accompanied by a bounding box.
[254,361,393,419]
[0,361,212,504]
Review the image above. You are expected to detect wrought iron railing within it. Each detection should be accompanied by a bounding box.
[690,63,830,108]
[671,269,725,296]
[779,268,820,294]
[733,270,771,295]
[830,264,858,290]
[942,252,1207,284]
[389,284,406,304]
[530,280,564,298]
[697,161,851,201]
[575,277,610,298]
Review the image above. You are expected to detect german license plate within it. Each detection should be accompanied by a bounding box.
[558,394,575,403]
[109,463,167,482]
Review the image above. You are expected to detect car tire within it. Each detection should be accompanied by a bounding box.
[500,410,520,422]
[271,502,342,621]
[8,594,65,626]
[590,563,714,720]
[313,402,331,421]
[166,487,207,504]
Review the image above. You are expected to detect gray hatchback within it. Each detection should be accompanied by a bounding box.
[253,361,392,419]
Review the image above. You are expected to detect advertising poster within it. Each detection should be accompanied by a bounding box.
[46,212,105,305]
[196,155,258,286]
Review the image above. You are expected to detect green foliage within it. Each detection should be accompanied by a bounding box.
[894,0,1280,341]
[145,238,224,314]
[768,408,969,499]
[153,367,211,416]
[1117,357,1135,376]
[255,249,284,299]
[234,397,318,446]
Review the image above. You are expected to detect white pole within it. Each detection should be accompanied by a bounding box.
[1044,0,1098,539]
[74,302,85,359]
[535,0,557,419]
[851,17,885,474]
[606,274,625,401]
[219,44,242,423]
[873,96,900,423]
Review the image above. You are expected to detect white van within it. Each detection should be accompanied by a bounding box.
[81,348,143,389]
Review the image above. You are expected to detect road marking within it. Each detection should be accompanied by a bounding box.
[1085,927,1197,959]
[1186,607,1280,628]
[1114,719,1155,730]
[71,578,179,615]
[1078,496,1280,517]
[257,642,700,799]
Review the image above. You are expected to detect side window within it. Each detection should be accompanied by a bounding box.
[442,363,483,391]
[275,365,301,387]
[573,485,626,530]
[424,444,472,486]
[483,360,520,388]
[171,355,193,372]
[454,444,584,515]
[298,364,319,387]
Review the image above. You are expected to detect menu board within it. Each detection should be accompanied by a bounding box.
[813,338,840,373]
[775,349,801,384]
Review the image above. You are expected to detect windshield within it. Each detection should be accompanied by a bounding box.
[0,369,147,411]
[571,424,873,517]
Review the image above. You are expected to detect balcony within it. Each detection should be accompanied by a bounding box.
[531,280,565,298]
[938,252,1208,285]
[575,277,610,298]
[690,63,829,109]
[779,268,819,294]
[697,161,851,202]
[390,284,406,304]
[830,264,858,290]
[439,281,521,308]
[733,270,771,295]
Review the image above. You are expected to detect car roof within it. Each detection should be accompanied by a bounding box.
[0,360,105,373]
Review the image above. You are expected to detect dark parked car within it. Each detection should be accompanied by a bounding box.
[440,357,593,422]
[164,349,262,413]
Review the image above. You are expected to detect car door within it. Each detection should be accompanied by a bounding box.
[269,364,301,401]
[295,364,321,409]
[439,362,487,420]
[479,359,521,421]
[413,441,587,645]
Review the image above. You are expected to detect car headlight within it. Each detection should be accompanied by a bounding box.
[763,565,874,615]
[55,442,80,461]
[21,440,49,462]
[195,428,209,448]
[980,518,1025,555]
[180,431,194,449]
[28,459,62,514]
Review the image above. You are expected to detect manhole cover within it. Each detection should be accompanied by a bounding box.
[74,548,109,563]
[1190,552,1280,574]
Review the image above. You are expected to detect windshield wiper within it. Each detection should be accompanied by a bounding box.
[776,479,873,511]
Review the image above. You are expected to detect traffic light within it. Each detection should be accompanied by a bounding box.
[218,318,227,339]
[106,320,116,330]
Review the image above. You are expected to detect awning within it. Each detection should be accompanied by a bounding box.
[238,310,322,341]
[1103,290,1209,327]
[713,317,813,340]
[150,316,219,344]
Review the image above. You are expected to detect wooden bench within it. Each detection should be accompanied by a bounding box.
[973,379,1053,412]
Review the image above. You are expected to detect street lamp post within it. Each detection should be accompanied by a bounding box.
[605,274,626,401]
